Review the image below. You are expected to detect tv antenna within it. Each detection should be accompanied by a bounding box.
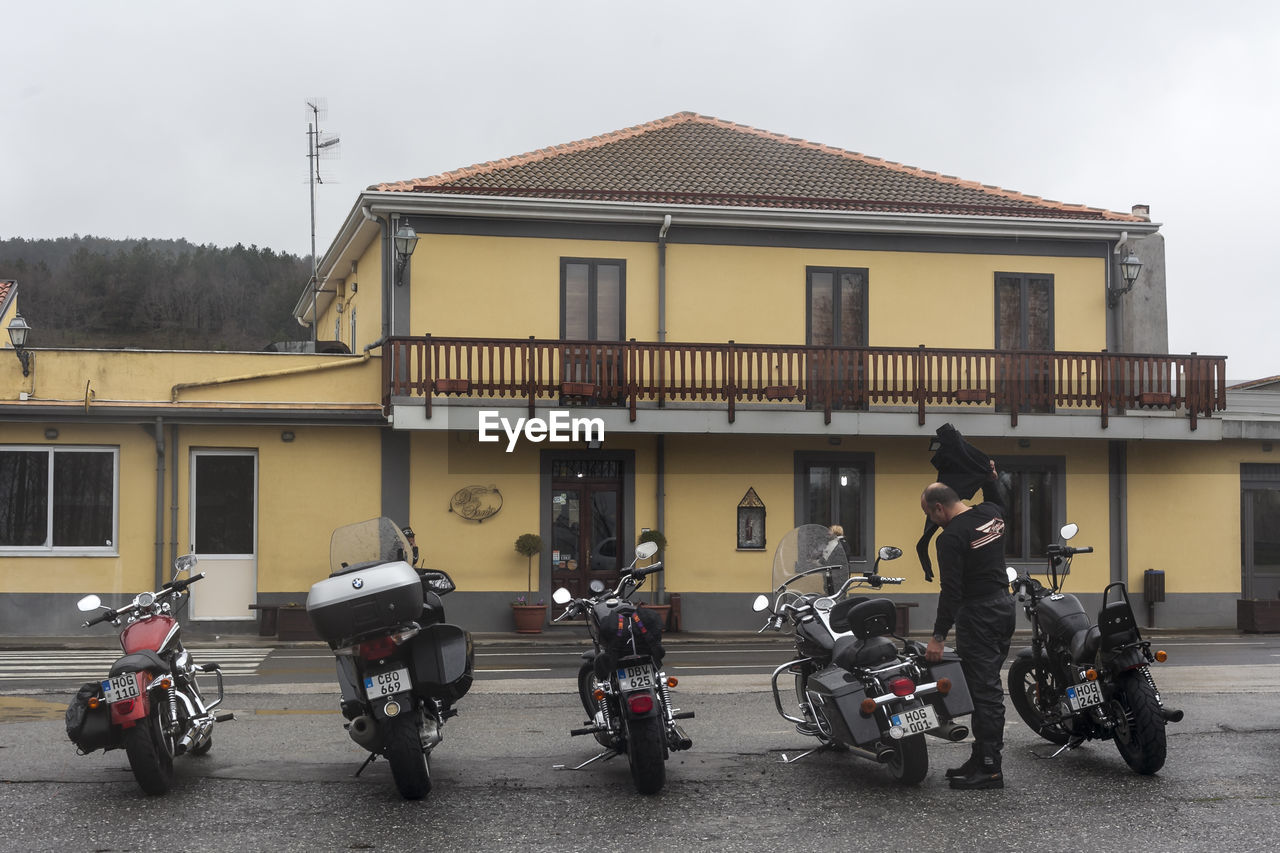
[306,98,340,347]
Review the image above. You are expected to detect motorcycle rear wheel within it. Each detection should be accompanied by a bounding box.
[624,714,667,795]
[1008,657,1072,745]
[124,707,175,795]
[577,660,598,717]
[885,733,928,785]
[1112,671,1167,775]
[385,710,432,800]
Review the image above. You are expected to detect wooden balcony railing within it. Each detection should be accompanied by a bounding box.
[384,336,1228,430]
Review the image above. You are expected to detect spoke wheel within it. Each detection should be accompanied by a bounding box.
[1008,657,1072,745]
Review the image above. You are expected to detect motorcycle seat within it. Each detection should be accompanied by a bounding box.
[109,650,170,677]
[832,634,897,670]
[1070,625,1100,664]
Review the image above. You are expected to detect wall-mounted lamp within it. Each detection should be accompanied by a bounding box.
[280,430,296,443]
[45,428,59,440]
[393,222,418,286]
[7,313,32,376]
[1108,249,1144,308]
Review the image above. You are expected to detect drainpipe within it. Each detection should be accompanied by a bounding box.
[170,349,374,401]
[153,417,165,591]
[657,214,671,343]
[170,423,180,569]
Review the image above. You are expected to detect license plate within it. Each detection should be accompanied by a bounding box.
[363,667,411,699]
[101,673,140,704]
[617,663,655,692]
[1066,680,1103,711]
[888,705,939,738]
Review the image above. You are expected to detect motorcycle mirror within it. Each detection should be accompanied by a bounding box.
[878,545,903,562]
[752,594,771,613]
[173,553,199,577]
[1060,522,1079,541]
[77,594,102,612]
[1006,566,1018,583]
[552,587,572,605]
[589,579,606,594]
[635,541,659,560]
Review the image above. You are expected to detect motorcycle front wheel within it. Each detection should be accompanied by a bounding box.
[885,733,928,785]
[1111,671,1167,775]
[624,713,667,795]
[385,709,432,800]
[1008,657,1072,745]
[124,706,175,795]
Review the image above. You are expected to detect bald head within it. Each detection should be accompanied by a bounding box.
[921,482,965,526]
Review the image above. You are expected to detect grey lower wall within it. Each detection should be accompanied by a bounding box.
[0,591,1254,638]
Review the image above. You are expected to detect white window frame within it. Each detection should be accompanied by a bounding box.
[0,445,120,555]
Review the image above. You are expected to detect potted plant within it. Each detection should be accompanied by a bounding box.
[635,530,671,629]
[512,534,546,633]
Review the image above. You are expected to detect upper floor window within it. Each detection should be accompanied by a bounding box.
[0,447,118,552]
[995,455,1065,564]
[794,451,874,562]
[995,273,1054,351]
[807,267,868,347]
[562,259,625,341]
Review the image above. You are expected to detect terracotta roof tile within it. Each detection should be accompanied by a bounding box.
[375,112,1142,222]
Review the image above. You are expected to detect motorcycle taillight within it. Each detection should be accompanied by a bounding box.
[889,677,916,697]
[627,694,654,714]
[359,636,398,661]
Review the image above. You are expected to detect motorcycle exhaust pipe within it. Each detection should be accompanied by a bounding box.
[925,721,970,742]
[1158,707,1184,723]
[667,724,693,752]
[348,715,382,750]
[178,717,214,752]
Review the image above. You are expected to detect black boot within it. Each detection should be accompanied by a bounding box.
[945,743,981,778]
[949,742,1003,790]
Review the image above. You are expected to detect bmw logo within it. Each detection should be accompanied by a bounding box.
[351,578,364,590]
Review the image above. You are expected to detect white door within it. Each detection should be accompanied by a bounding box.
[189,450,257,620]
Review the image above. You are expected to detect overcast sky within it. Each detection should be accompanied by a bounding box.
[4,1,1277,380]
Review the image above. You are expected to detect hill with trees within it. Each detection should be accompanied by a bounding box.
[0,236,311,351]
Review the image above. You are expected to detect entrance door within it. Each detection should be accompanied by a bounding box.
[189,450,257,620]
[995,273,1054,413]
[806,267,868,411]
[1242,486,1280,599]
[561,259,625,401]
[550,461,623,606]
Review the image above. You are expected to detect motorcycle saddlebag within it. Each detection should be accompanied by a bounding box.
[65,681,119,754]
[409,623,474,705]
[922,655,974,719]
[306,560,424,646]
[807,667,882,747]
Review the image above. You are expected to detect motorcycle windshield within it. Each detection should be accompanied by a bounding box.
[771,525,851,597]
[329,518,412,573]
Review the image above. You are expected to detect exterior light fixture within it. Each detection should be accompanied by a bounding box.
[7,313,31,376]
[1108,249,1144,307]
[393,222,418,286]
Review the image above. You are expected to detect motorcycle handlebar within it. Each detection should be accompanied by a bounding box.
[82,609,116,628]
[630,562,663,578]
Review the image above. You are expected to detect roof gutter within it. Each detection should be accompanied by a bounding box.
[363,191,1159,243]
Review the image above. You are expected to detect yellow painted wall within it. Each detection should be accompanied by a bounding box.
[408,431,657,593]
[1126,439,1276,595]
[318,238,384,353]
[411,235,659,340]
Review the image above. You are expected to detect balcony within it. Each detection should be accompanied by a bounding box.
[384,336,1227,431]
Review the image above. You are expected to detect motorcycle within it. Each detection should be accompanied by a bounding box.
[66,554,233,795]
[1007,523,1183,774]
[752,525,974,785]
[551,540,694,794]
[305,517,474,800]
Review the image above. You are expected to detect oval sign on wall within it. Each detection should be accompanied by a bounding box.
[449,485,503,522]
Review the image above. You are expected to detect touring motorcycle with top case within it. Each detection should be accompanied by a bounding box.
[753,525,974,785]
[551,540,694,794]
[306,517,474,800]
[1007,523,1182,774]
[67,554,234,795]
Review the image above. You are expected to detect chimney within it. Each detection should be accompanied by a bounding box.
[1131,204,1150,220]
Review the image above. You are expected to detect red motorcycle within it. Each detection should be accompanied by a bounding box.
[66,555,234,794]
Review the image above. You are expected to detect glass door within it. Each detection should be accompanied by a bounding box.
[189,450,257,620]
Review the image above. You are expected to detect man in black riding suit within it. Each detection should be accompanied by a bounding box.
[921,461,1014,790]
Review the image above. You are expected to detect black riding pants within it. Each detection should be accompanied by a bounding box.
[954,592,1016,748]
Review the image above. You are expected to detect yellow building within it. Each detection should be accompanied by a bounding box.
[3,113,1275,636]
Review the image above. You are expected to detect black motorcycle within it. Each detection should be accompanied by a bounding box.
[753,525,974,785]
[551,540,694,794]
[1007,523,1183,774]
[306,518,474,799]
